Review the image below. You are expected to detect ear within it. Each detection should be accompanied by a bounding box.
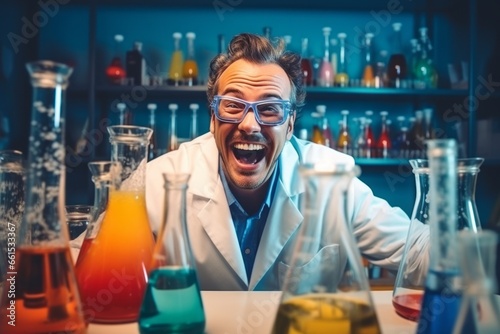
[286,113,296,140]
[210,114,215,134]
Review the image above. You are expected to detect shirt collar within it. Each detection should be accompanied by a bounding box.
[219,159,279,216]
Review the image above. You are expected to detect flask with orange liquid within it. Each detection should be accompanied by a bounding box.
[75,125,155,324]
[182,32,199,86]
[0,61,86,334]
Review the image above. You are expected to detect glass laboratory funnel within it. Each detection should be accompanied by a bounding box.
[0,60,86,334]
[74,161,117,265]
[271,163,381,334]
[416,139,461,334]
[453,230,500,334]
[393,157,484,321]
[75,125,155,324]
[139,173,205,334]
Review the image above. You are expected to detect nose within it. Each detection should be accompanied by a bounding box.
[238,108,261,133]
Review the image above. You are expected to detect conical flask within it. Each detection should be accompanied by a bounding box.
[74,161,117,265]
[271,163,381,334]
[453,230,500,334]
[393,157,484,321]
[0,60,87,333]
[75,125,155,324]
[416,139,461,334]
[139,173,205,334]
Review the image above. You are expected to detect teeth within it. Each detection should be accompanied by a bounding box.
[234,143,264,151]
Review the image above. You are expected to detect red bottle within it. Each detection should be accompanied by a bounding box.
[376,111,392,158]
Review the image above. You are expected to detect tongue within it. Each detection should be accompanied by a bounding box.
[235,149,261,164]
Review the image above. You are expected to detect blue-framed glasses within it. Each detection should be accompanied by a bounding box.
[210,95,293,126]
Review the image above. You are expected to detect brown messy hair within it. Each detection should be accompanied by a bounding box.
[206,33,306,116]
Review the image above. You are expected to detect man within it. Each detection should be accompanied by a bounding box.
[146,33,428,291]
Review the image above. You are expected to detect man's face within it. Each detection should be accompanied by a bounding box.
[210,59,295,191]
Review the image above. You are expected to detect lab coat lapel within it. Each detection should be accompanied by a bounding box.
[249,142,304,290]
[190,139,248,286]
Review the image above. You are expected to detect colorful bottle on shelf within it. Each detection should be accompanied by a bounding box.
[168,103,179,151]
[318,27,334,87]
[190,103,199,140]
[362,33,375,87]
[182,32,199,86]
[126,41,147,86]
[311,105,334,148]
[148,103,158,160]
[413,27,438,89]
[364,110,375,158]
[387,22,408,88]
[334,32,349,87]
[300,37,313,86]
[337,109,351,154]
[167,32,184,86]
[376,111,392,158]
[106,34,126,85]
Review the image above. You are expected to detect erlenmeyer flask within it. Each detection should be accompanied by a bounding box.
[74,161,117,265]
[271,163,381,333]
[139,173,205,334]
[416,139,461,334]
[75,125,155,324]
[453,230,500,334]
[0,150,24,287]
[0,60,86,333]
[393,157,484,321]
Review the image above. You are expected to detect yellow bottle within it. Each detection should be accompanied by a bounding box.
[168,32,184,86]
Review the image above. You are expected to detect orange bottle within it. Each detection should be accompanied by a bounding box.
[182,32,199,86]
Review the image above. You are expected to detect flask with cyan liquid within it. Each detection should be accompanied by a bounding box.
[0,61,86,334]
[139,173,205,334]
[271,163,381,334]
[75,125,155,324]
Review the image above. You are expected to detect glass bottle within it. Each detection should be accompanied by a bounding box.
[147,103,158,161]
[168,103,179,151]
[0,60,87,334]
[416,139,461,334]
[312,105,334,148]
[138,173,205,334]
[453,230,500,334]
[116,102,133,125]
[354,117,367,158]
[189,103,199,140]
[337,109,351,154]
[362,33,375,87]
[318,27,334,87]
[334,32,349,87]
[75,125,155,324]
[0,150,24,290]
[387,22,408,88]
[105,34,126,85]
[300,37,313,86]
[376,111,392,158]
[423,107,435,141]
[75,161,117,266]
[182,32,199,86]
[413,27,438,89]
[168,32,184,86]
[271,163,381,333]
[409,110,425,158]
[364,110,375,158]
[126,41,147,86]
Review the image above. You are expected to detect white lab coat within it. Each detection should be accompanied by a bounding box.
[146,132,429,291]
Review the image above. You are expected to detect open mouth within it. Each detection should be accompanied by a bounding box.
[232,143,266,164]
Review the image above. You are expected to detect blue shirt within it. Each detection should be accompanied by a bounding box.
[219,162,279,281]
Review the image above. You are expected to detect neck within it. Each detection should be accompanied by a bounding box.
[229,180,270,216]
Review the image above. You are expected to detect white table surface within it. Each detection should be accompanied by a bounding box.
[87,290,417,334]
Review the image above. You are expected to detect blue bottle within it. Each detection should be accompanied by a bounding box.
[139,173,205,334]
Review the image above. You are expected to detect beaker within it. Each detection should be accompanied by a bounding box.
[393,157,484,321]
[452,230,500,334]
[0,150,24,292]
[65,205,92,241]
[139,173,205,334]
[416,139,461,334]
[75,125,155,324]
[271,163,381,334]
[0,60,86,333]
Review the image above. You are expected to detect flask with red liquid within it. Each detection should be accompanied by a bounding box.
[0,61,86,334]
[106,34,126,85]
[318,27,334,87]
[376,111,392,158]
[300,37,313,86]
